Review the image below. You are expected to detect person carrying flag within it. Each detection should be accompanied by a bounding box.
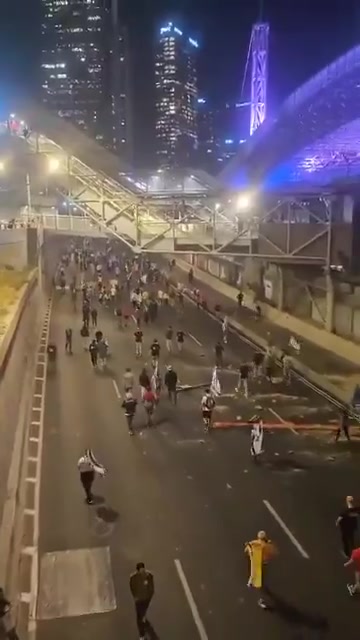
[77,448,106,505]
[245,530,277,609]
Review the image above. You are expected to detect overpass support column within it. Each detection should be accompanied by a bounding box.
[325,274,335,332]
[277,266,284,311]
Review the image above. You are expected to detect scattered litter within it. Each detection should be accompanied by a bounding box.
[226,483,232,490]
[187,475,193,480]
[326,456,336,462]
[274,452,279,456]
[288,450,294,455]
[243,469,248,473]
[236,416,242,420]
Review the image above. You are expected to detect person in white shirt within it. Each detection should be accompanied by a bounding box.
[77,449,106,504]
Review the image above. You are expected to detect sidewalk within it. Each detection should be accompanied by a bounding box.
[166,259,360,406]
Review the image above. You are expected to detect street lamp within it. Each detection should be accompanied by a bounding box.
[237,193,252,211]
[0,161,5,172]
[48,157,60,173]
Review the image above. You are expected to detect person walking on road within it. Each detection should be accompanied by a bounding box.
[122,390,137,435]
[89,339,98,367]
[252,351,263,379]
[335,409,351,442]
[165,325,173,353]
[150,339,160,369]
[143,387,156,427]
[336,495,359,558]
[176,329,185,352]
[77,448,106,505]
[65,328,73,354]
[134,328,143,358]
[129,562,154,640]
[139,367,151,400]
[91,307,98,327]
[164,365,178,404]
[245,530,277,609]
[345,546,360,596]
[236,363,250,398]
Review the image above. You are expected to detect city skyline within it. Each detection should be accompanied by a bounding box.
[40,0,132,159]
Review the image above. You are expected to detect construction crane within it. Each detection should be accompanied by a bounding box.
[239,1,270,136]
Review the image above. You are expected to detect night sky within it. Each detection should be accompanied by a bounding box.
[1,0,359,164]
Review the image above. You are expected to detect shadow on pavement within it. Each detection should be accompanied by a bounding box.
[96,505,119,524]
[265,587,329,636]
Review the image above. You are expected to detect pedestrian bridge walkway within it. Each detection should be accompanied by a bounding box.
[10,106,254,253]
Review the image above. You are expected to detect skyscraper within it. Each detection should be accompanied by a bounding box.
[155,22,199,168]
[40,0,131,159]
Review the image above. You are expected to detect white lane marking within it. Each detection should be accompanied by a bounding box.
[174,559,208,640]
[188,333,202,346]
[112,379,122,399]
[268,407,298,436]
[263,499,309,559]
[28,298,52,635]
[26,478,37,484]
[24,509,35,517]
[27,457,39,463]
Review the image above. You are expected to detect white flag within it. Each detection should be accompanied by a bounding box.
[211,366,221,397]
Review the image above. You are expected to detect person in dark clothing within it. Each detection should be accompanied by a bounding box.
[89,339,98,367]
[336,495,359,557]
[252,351,263,378]
[150,339,160,368]
[122,391,137,435]
[91,308,98,327]
[215,341,224,368]
[139,368,151,400]
[65,328,73,354]
[176,329,185,352]
[335,409,351,442]
[164,365,178,404]
[0,588,19,639]
[237,291,244,307]
[129,562,154,639]
[82,301,90,328]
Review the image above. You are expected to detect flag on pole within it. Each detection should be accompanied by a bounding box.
[210,366,221,397]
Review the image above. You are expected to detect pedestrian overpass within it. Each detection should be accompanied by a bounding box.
[9,104,254,254]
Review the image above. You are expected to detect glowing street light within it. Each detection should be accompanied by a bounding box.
[48,157,60,173]
[237,193,252,211]
[0,161,5,172]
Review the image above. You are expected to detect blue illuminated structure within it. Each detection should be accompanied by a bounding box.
[222,45,360,191]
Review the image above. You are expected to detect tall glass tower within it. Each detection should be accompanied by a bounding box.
[155,22,199,168]
[40,0,131,158]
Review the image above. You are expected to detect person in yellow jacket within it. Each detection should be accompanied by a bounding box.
[245,530,277,609]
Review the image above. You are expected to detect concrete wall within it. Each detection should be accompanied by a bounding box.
[181,252,360,344]
[0,230,28,269]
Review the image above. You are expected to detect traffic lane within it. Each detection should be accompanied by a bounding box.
[95,286,340,431]
[97,307,356,639]
[42,297,287,640]
[47,274,352,633]
[165,293,341,425]
[39,296,201,640]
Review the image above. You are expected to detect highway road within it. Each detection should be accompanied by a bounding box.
[31,243,360,640]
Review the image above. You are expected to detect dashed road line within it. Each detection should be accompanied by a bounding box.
[174,559,208,640]
[263,499,309,559]
[188,333,202,347]
[112,379,122,399]
[268,407,298,436]
[22,297,53,639]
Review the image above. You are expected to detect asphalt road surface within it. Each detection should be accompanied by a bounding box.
[34,248,360,640]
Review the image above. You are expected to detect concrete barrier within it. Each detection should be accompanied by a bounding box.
[0,270,42,596]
